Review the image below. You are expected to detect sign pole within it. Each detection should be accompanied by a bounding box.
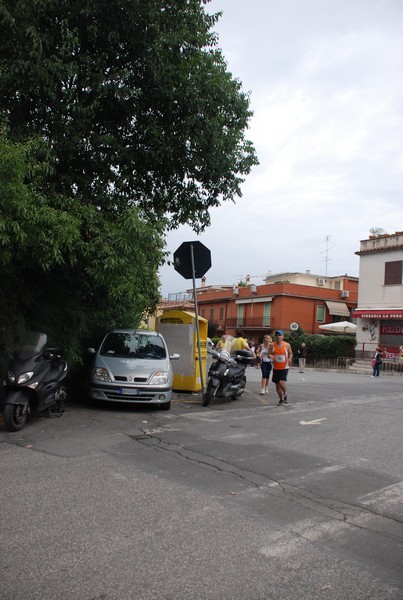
[173,239,211,397]
[190,243,205,392]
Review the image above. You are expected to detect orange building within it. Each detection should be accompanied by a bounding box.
[194,272,358,344]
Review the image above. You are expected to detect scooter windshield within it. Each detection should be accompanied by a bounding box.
[14,332,48,360]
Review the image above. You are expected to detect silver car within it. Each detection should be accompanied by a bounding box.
[88,330,180,410]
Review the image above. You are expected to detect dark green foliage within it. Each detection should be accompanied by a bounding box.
[208,320,221,339]
[286,333,356,360]
[0,131,165,377]
[0,0,257,231]
[0,1,257,381]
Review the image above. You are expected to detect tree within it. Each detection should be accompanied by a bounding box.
[0,0,258,231]
[0,0,258,370]
[0,130,165,372]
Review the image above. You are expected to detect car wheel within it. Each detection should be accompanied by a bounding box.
[159,401,171,410]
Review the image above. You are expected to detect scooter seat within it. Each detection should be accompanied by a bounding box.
[233,349,254,365]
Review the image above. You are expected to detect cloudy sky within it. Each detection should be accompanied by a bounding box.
[158,0,403,297]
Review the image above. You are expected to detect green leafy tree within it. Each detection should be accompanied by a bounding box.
[0,131,165,374]
[0,0,258,376]
[0,0,257,230]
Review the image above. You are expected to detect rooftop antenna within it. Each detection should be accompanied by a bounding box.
[320,235,336,277]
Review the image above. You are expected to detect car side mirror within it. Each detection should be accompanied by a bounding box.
[87,348,96,355]
[170,353,180,360]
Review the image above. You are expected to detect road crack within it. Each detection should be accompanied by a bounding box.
[129,428,403,543]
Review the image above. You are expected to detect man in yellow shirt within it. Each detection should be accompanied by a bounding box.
[231,330,252,352]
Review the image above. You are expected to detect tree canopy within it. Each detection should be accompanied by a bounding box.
[0,130,165,366]
[0,0,257,230]
[0,0,258,369]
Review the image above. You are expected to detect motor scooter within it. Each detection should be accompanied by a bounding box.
[2,332,68,431]
[202,348,253,407]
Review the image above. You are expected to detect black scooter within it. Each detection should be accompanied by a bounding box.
[202,348,253,407]
[2,332,68,431]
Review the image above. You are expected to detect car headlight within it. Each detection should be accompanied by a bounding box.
[93,368,112,382]
[150,371,169,385]
[17,371,34,384]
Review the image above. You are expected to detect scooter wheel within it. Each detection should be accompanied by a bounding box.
[202,382,216,407]
[4,404,28,432]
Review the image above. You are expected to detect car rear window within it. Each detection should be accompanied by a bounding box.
[100,333,166,359]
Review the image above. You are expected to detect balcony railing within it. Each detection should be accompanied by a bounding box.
[226,317,271,329]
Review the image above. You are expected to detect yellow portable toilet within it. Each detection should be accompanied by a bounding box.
[157,310,208,392]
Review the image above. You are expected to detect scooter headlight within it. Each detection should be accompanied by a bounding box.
[220,351,231,362]
[17,371,34,384]
[7,370,16,383]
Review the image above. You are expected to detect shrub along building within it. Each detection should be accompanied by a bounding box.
[193,271,358,345]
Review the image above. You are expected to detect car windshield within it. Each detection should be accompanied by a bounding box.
[100,333,166,359]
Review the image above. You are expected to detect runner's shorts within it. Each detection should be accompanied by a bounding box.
[272,369,289,383]
[260,361,272,378]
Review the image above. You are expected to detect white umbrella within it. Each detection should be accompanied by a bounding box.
[319,321,357,334]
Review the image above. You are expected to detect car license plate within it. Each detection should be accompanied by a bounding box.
[120,388,140,396]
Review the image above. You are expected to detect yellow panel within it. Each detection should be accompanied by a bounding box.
[157,309,208,392]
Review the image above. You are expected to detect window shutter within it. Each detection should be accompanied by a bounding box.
[384,261,402,285]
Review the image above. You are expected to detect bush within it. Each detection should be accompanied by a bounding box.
[286,333,355,360]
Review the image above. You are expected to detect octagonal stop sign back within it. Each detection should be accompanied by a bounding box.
[173,241,212,280]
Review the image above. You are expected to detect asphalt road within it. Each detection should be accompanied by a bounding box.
[1,367,402,600]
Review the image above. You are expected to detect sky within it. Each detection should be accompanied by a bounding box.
[158,0,403,298]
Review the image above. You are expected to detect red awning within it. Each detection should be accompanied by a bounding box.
[352,309,403,319]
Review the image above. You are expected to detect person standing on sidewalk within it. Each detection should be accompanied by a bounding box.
[257,335,272,395]
[269,330,293,405]
[372,347,382,377]
[297,342,307,372]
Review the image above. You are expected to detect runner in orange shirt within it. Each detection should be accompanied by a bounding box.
[269,330,293,405]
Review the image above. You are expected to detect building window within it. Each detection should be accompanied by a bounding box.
[237,304,245,327]
[209,308,214,321]
[201,308,205,318]
[219,307,224,320]
[385,261,402,285]
[316,305,325,322]
[263,302,271,327]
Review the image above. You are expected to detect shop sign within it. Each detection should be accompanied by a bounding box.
[380,325,403,335]
[352,309,403,319]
